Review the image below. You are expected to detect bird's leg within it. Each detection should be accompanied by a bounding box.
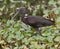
[35,28,41,34]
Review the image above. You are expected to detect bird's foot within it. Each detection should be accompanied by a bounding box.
[34,31,41,35]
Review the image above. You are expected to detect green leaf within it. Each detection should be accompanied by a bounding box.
[48,0,57,5]
[43,10,49,15]
[54,36,60,42]
[46,36,54,42]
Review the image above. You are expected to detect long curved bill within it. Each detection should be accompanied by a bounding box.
[12,10,20,20]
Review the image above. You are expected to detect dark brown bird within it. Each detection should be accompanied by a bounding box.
[13,7,55,34]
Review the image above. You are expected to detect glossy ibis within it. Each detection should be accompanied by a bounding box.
[13,7,55,34]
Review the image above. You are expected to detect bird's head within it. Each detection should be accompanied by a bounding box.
[12,7,27,20]
[18,7,27,14]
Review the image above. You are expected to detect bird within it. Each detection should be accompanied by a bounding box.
[13,7,55,34]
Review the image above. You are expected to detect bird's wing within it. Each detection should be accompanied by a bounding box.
[27,16,54,26]
[27,16,40,24]
[27,16,45,23]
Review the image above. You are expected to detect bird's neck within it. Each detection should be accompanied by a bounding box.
[21,13,26,21]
